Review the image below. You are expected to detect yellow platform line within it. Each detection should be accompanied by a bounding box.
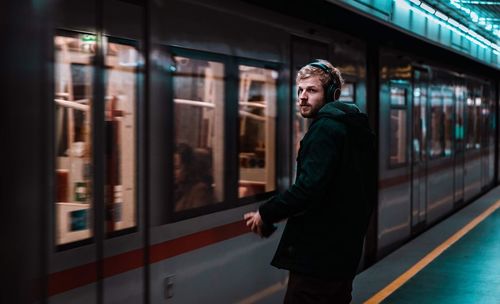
[365,199,500,304]
[237,277,288,304]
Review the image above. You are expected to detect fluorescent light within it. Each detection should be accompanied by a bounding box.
[470,11,479,22]
[409,0,421,5]
[395,0,411,9]
[448,19,460,27]
[420,3,435,14]
[458,24,469,32]
[435,11,448,21]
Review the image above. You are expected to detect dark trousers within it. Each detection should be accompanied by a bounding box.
[284,272,353,304]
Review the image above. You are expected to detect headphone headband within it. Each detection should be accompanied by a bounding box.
[308,62,331,74]
[307,60,340,102]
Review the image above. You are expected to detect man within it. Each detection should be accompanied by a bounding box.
[244,59,376,303]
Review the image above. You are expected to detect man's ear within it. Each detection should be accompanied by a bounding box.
[334,88,341,101]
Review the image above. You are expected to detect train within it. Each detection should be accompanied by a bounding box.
[3,0,499,303]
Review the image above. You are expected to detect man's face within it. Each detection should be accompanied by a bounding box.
[297,76,326,118]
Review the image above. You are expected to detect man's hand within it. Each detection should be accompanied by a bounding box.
[244,211,263,236]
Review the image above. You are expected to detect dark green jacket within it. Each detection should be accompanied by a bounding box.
[259,101,376,279]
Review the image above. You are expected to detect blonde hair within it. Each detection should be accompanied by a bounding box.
[296,59,344,91]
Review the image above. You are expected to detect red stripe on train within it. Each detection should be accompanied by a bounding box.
[48,220,249,296]
[48,262,98,296]
[150,220,248,263]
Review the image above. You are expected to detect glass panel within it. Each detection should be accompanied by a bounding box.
[238,65,277,198]
[339,82,355,103]
[390,109,407,166]
[172,56,224,212]
[466,87,481,150]
[454,85,466,144]
[104,39,139,234]
[54,34,94,245]
[390,86,406,106]
[443,86,454,157]
[430,86,444,157]
[412,85,427,162]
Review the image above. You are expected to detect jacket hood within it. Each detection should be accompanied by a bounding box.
[315,101,374,143]
[317,101,367,128]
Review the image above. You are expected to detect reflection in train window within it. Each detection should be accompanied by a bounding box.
[430,86,444,158]
[238,65,277,198]
[54,34,94,245]
[172,56,224,212]
[389,109,407,166]
[389,84,407,167]
[454,85,466,143]
[339,82,355,103]
[466,87,481,150]
[412,85,427,162]
[443,87,454,157]
[104,39,139,234]
[390,86,406,106]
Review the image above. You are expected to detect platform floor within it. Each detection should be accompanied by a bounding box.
[353,186,500,304]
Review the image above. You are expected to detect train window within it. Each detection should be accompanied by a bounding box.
[339,82,355,103]
[429,86,444,158]
[389,84,408,166]
[54,34,94,245]
[443,87,454,157]
[389,109,407,166]
[238,65,277,198]
[412,85,427,162]
[455,85,466,143]
[466,87,481,150]
[172,56,224,212]
[104,39,139,235]
[390,86,406,106]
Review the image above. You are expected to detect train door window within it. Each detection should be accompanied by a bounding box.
[172,56,225,212]
[238,65,277,198]
[455,85,466,143]
[54,33,95,245]
[339,82,355,103]
[389,84,408,166]
[103,38,139,235]
[443,86,454,157]
[412,81,427,162]
[429,86,444,158]
[466,85,481,150]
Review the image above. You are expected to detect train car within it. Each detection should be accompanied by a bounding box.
[3,0,499,303]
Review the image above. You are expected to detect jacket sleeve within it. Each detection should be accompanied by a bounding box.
[259,120,344,224]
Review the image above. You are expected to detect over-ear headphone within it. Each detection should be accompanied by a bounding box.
[308,60,340,103]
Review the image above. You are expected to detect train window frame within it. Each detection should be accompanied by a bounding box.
[388,81,409,169]
[53,29,97,250]
[234,57,280,207]
[167,47,232,223]
[152,47,282,224]
[53,31,144,250]
[103,36,140,239]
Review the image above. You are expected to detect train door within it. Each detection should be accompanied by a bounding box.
[454,80,466,207]
[290,36,329,179]
[101,2,145,304]
[481,83,494,190]
[411,68,428,233]
[50,2,146,303]
[51,4,102,302]
[464,83,482,201]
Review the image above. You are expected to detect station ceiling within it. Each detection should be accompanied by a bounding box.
[424,0,500,45]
